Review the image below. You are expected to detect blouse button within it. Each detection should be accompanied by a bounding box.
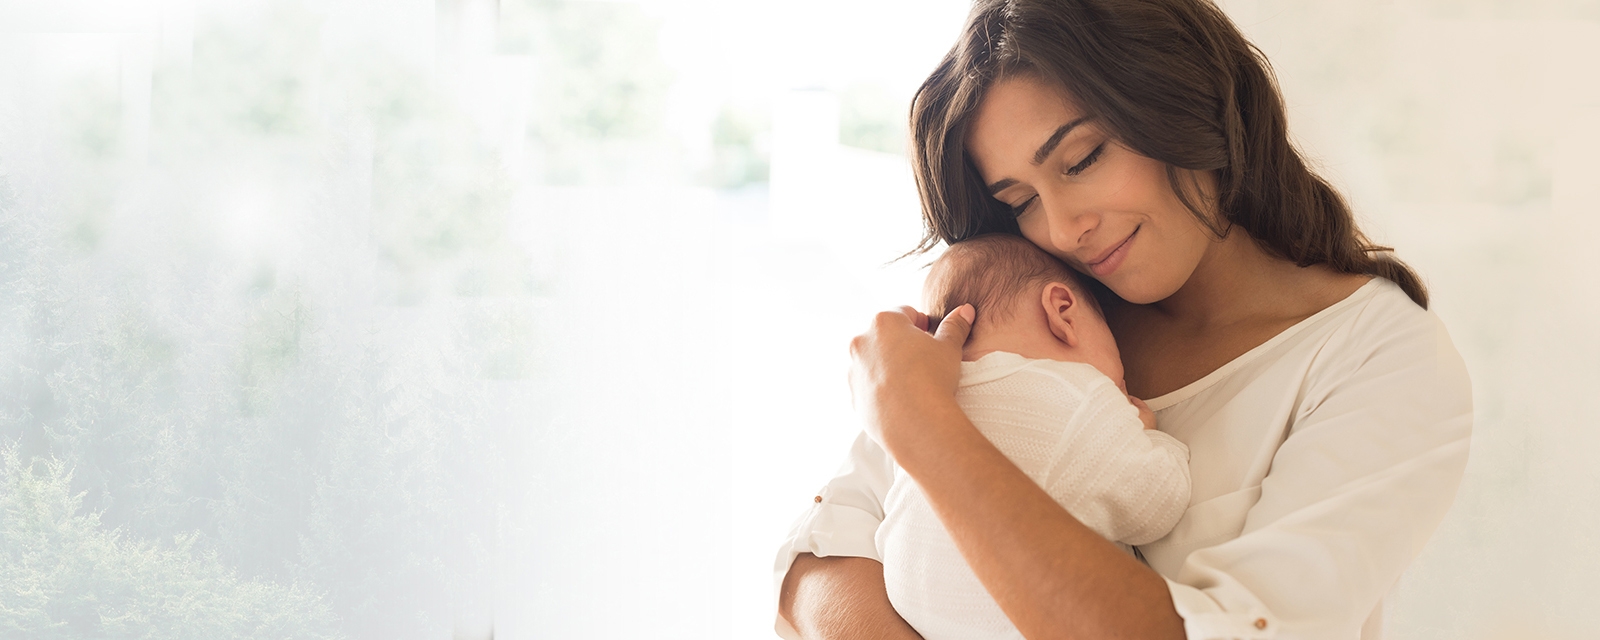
[1254,618,1268,630]
[813,495,823,503]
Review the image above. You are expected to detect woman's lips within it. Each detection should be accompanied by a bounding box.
[1087,225,1138,278]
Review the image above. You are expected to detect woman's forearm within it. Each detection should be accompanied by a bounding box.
[882,397,1187,640]
[846,306,1183,638]
[779,554,924,640]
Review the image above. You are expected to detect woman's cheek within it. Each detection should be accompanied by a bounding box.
[1018,218,1066,262]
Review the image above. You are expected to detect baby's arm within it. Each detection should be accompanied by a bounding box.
[1029,371,1191,547]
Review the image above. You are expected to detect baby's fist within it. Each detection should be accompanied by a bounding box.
[1128,395,1157,430]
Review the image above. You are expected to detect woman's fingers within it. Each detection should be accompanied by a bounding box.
[850,309,913,366]
[899,305,931,333]
[848,305,967,449]
[933,304,975,348]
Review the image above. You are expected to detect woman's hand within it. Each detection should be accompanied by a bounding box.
[847,304,975,452]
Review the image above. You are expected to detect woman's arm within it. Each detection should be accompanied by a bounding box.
[772,431,903,639]
[883,387,1186,639]
[779,554,924,640]
[847,306,1186,640]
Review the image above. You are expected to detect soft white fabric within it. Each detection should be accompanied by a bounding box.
[876,353,1190,640]
[774,278,1474,640]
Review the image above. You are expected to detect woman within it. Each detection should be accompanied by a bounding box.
[773,1,1472,639]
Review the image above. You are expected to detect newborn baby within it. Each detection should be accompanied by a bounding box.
[874,234,1192,640]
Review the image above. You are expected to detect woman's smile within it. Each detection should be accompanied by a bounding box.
[1086,224,1139,278]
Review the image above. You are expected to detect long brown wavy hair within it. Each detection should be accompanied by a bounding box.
[909,0,1428,307]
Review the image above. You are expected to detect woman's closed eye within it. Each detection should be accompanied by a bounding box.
[1010,195,1038,217]
[1007,143,1108,217]
[1066,143,1106,176]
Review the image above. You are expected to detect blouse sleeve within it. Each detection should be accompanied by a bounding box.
[1160,310,1473,639]
[771,430,896,640]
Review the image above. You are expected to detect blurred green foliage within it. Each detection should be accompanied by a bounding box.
[0,449,341,639]
[499,0,669,140]
[704,104,771,188]
[56,74,121,252]
[0,0,610,635]
[185,1,320,138]
[499,0,675,183]
[839,83,908,156]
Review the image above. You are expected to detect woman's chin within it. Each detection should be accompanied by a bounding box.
[1105,278,1182,306]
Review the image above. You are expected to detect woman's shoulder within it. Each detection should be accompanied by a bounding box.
[1304,277,1472,403]
[1159,278,1465,408]
[1228,276,1449,378]
[1326,277,1455,352]
[1353,276,1425,313]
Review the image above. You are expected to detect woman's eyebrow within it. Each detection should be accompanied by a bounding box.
[1032,117,1091,165]
[985,116,1092,195]
[987,178,1018,195]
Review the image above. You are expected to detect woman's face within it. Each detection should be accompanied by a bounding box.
[965,74,1218,305]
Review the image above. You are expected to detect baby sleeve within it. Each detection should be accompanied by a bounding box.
[1027,367,1193,547]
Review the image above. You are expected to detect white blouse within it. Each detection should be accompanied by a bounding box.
[774,278,1474,640]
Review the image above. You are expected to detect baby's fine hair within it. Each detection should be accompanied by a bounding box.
[926,234,1099,325]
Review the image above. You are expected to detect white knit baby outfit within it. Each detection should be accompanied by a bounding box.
[875,351,1191,640]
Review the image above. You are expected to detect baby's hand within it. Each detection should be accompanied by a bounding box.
[1128,395,1157,430]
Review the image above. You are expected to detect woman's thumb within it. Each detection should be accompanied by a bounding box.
[933,304,975,347]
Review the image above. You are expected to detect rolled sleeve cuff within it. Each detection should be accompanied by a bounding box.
[772,500,886,640]
[772,499,885,589]
[1166,578,1279,640]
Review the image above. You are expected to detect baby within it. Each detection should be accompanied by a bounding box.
[874,234,1192,640]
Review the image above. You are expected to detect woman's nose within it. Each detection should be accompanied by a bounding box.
[1043,197,1098,254]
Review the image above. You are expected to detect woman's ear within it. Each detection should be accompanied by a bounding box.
[1042,282,1079,348]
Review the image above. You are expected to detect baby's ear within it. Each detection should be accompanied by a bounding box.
[1042,282,1080,347]
[1043,281,1078,315]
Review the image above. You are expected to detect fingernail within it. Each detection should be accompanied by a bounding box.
[957,304,975,323]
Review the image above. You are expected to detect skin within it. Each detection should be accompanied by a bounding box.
[779,73,1371,639]
[781,555,923,640]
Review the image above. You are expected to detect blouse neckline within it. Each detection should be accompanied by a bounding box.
[1143,277,1386,412]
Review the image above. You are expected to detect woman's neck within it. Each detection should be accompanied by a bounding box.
[1147,228,1365,330]
[1108,228,1372,399]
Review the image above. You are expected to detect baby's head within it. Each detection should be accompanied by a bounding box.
[925,234,1126,390]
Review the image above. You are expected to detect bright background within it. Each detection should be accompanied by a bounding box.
[0,0,1597,638]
